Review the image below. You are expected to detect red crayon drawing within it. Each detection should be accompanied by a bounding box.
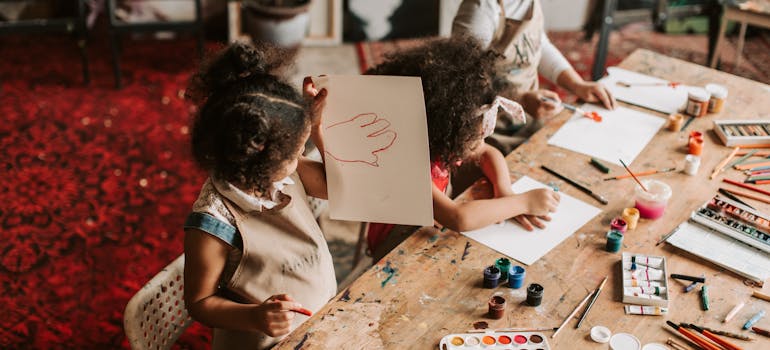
[324,113,397,167]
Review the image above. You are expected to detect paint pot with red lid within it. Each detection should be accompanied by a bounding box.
[488,295,506,319]
[610,217,627,233]
[483,266,501,288]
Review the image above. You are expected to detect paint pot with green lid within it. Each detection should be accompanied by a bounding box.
[606,230,623,253]
[495,257,511,281]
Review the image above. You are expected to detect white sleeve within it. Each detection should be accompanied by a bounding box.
[538,33,573,83]
[451,0,499,47]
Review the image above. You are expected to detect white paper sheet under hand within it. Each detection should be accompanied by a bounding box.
[547,105,665,166]
[462,176,601,265]
[599,67,699,114]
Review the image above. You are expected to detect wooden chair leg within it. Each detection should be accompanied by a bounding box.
[709,14,729,68]
[352,222,368,268]
[591,0,618,81]
[78,38,90,84]
[735,21,748,71]
[110,32,122,89]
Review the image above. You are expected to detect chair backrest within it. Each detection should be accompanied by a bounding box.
[124,254,193,350]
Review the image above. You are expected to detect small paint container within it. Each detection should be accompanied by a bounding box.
[487,295,506,319]
[684,154,700,176]
[622,208,640,230]
[688,135,704,156]
[634,179,672,220]
[591,325,612,343]
[667,113,684,131]
[508,265,526,289]
[495,257,511,281]
[685,88,710,118]
[526,283,544,306]
[705,83,728,113]
[610,217,628,233]
[483,266,501,288]
[642,343,669,350]
[606,230,624,253]
[609,333,641,350]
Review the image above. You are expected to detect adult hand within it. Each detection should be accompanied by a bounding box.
[571,80,616,110]
[302,76,327,128]
[324,113,397,167]
[520,90,564,120]
[252,294,303,337]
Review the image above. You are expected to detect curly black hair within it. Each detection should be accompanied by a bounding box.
[365,36,503,168]
[188,42,310,194]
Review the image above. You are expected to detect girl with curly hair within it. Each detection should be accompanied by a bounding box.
[182,42,334,349]
[365,36,561,261]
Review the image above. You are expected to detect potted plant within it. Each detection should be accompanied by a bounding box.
[242,0,312,47]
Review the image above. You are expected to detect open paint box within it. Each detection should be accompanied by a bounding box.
[439,331,550,349]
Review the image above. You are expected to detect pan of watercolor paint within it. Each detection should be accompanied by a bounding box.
[439,331,550,349]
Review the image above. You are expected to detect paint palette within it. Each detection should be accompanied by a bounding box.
[714,120,770,146]
[620,252,670,308]
[439,332,550,349]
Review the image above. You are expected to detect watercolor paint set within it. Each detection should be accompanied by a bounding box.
[713,120,770,146]
[439,331,550,349]
[691,194,770,253]
[620,252,670,310]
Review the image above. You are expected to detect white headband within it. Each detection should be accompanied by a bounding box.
[478,96,526,137]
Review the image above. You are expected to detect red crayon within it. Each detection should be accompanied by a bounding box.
[291,307,313,317]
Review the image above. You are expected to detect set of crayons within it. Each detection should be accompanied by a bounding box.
[719,123,770,137]
[713,120,770,147]
[690,195,770,253]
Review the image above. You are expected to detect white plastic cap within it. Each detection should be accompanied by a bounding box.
[705,83,728,99]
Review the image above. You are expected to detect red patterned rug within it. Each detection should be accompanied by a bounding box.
[0,34,211,348]
[356,24,770,102]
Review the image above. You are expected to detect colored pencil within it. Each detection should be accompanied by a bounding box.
[737,143,770,149]
[736,161,770,170]
[541,165,608,205]
[575,276,608,328]
[686,324,743,350]
[723,178,770,197]
[723,302,745,323]
[729,150,757,167]
[719,187,770,205]
[736,150,770,156]
[717,189,755,209]
[752,290,770,302]
[604,168,676,181]
[666,321,721,350]
[711,147,741,179]
[666,338,690,350]
[540,96,602,122]
[752,326,770,338]
[552,291,593,338]
[619,159,648,192]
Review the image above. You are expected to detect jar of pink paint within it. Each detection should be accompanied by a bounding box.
[633,180,672,219]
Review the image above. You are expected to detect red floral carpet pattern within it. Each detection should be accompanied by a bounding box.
[0,34,211,348]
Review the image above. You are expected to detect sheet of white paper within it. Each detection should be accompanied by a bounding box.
[599,67,699,114]
[547,105,665,166]
[316,75,433,226]
[667,221,770,283]
[462,176,601,265]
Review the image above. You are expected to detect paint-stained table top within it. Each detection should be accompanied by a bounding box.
[276,49,770,349]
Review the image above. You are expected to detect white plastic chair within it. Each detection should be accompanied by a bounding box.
[124,255,192,350]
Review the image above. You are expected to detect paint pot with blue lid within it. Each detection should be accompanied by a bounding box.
[483,266,501,288]
[508,266,526,289]
[606,230,624,253]
[495,257,511,281]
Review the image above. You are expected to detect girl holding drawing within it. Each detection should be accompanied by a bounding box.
[182,42,335,350]
[351,36,562,261]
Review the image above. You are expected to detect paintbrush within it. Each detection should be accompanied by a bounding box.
[604,167,676,181]
[467,327,557,333]
[552,291,593,338]
[540,96,602,122]
[619,159,648,192]
[616,81,681,88]
[575,276,608,328]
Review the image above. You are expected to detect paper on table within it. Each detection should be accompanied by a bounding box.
[314,75,433,226]
[599,67,698,114]
[462,176,601,265]
[547,105,665,166]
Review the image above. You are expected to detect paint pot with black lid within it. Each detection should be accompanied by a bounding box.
[526,283,544,306]
[488,295,506,319]
[483,266,501,288]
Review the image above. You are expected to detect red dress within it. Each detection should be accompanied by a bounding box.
[366,160,450,252]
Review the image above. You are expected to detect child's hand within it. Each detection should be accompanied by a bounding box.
[520,90,564,120]
[521,188,560,217]
[303,76,327,128]
[252,294,304,337]
[512,214,551,231]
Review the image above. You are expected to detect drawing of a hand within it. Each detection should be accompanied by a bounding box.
[324,113,397,167]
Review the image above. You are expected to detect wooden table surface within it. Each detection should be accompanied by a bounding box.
[276,49,770,349]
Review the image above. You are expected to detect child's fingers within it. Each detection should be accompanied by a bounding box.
[538,215,552,222]
[527,215,546,229]
[270,294,295,302]
[302,76,317,95]
[513,216,534,231]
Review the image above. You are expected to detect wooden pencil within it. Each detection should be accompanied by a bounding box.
[711,147,740,179]
[719,187,770,205]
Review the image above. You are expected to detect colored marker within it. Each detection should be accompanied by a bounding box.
[590,158,610,173]
[752,326,770,338]
[700,286,709,311]
[684,281,698,293]
[724,302,745,323]
[670,274,705,283]
[291,307,313,317]
[743,310,765,330]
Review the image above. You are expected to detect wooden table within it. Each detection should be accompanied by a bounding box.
[276,49,770,349]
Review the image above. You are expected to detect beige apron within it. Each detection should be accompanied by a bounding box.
[485,0,545,155]
[212,173,337,350]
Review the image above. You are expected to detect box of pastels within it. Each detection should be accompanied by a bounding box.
[439,331,550,349]
[713,120,770,147]
[620,253,669,308]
